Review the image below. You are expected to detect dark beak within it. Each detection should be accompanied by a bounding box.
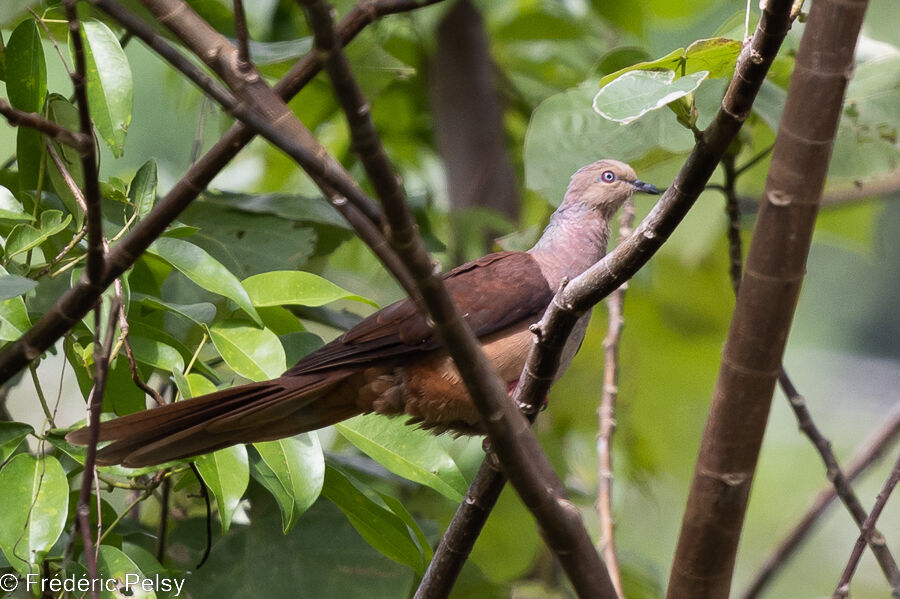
[632,179,660,195]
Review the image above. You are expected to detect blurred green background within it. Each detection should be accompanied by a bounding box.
[1,0,898,597]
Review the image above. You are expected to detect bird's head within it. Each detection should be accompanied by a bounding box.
[563,159,659,214]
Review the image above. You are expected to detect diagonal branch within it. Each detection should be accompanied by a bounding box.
[0,0,442,384]
[740,401,900,599]
[418,2,796,594]
[298,0,615,594]
[834,450,900,598]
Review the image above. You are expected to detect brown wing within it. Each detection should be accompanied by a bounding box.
[284,251,553,376]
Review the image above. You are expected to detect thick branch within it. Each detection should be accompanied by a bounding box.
[666,0,869,596]
[0,0,441,383]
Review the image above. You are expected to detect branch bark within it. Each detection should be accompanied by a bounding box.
[666,0,870,596]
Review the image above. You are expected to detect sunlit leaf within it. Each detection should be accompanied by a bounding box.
[0,454,68,575]
[322,465,425,574]
[593,70,708,124]
[209,320,285,381]
[336,414,467,501]
[252,434,324,532]
[243,271,377,308]
[147,237,261,325]
[71,19,133,157]
[195,445,249,533]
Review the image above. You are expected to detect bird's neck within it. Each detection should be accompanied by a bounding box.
[528,199,614,289]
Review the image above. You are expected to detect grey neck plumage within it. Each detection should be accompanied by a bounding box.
[528,197,615,289]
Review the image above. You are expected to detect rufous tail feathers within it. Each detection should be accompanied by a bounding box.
[65,370,358,467]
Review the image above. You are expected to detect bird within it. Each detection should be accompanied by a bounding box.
[67,159,659,467]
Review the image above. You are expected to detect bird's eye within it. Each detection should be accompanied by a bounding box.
[600,170,616,183]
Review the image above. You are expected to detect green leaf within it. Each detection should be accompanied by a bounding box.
[4,209,73,259]
[0,421,33,462]
[322,465,425,574]
[593,69,709,124]
[376,490,432,564]
[336,414,467,501]
[201,191,350,229]
[96,545,156,599]
[6,19,46,113]
[129,160,158,221]
[195,445,249,533]
[243,271,377,308]
[597,37,741,88]
[173,370,218,399]
[147,236,261,325]
[0,186,33,222]
[209,320,285,381]
[0,266,32,342]
[176,201,318,278]
[524,84,692,203]
[132,293,216,326]
[46,94,86,227]
[0,273,36,301]
[252,434,324,532]
[127,336,185,373]
[71,20,133,157]
[0,454,68,575]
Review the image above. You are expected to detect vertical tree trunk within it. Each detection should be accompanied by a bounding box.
[429,0,519,262]
[666,0,870,597]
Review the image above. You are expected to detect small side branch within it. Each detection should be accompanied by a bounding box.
[62,0,104,287]
[596,200,635,599]
[833,451,900,598]
[740,402,900,598]
[0,99,92,153]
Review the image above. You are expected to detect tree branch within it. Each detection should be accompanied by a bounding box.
[0,99,91,153]
[419,1,796,593]
[62,0,104,288]
[833,450,900,598]
[596,200,635,599]
[739,401,900,599]
[0,0,442,383]
[666,0,869,595]
[298,0,615,594]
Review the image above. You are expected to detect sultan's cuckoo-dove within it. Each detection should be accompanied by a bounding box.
[68,159,659,466]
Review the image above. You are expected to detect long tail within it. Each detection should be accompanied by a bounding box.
[66,371,358,467]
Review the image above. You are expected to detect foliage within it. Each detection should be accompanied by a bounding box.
[0,0,898,598]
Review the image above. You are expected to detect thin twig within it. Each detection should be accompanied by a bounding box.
[232,0,251,70]
[739,402,900,598]
[29,364,55,426]
[596,199,635,599]
[62,0,104,287]
[0,100,92,152]
[833,451,900,598]
[75,297,120,599]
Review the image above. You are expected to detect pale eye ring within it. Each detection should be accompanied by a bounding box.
[600,170,616,183]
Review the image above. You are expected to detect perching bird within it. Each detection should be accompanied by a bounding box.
[67,159,658,467]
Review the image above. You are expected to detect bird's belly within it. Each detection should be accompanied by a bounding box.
[378,313,590,434]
